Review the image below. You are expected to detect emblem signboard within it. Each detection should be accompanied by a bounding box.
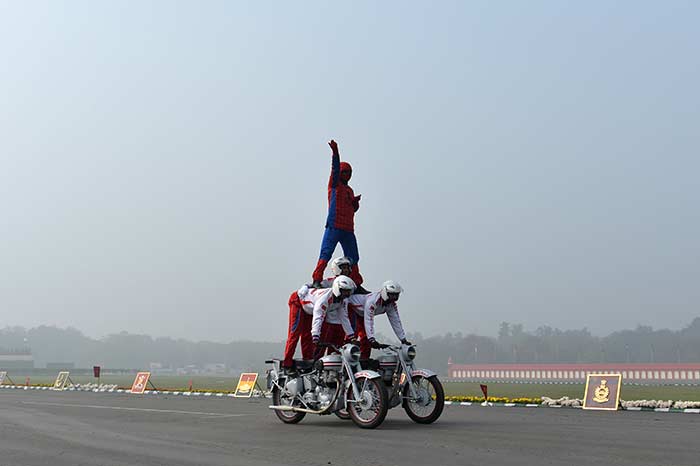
[234,373,259,398]
[130,372,152,394]
[53,371,71,391]
[583,373,622,411]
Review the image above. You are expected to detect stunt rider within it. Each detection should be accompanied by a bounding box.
[311,140,367,293]
[282,275,356,369]
[347,280,411,359]
[311,276,357,357]
[299,257,352,295]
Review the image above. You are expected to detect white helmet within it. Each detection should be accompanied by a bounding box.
[332,275,356,297]
[330,257,352,276]
[381,280,403,301]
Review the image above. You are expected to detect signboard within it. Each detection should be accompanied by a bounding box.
[583,373,622,411]
[0,371,6,385]
[53,371,70,391]
[93,366,101,378]
[233,373,259,398]
[130,372,151,394]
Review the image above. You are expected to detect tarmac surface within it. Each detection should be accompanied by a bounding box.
[0,389,697,466]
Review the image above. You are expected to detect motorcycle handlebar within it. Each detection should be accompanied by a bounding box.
[316,342,338,350]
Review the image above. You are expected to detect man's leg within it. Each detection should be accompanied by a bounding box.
[328,323,345,349]
[282,292,303,368]
[312,227,340,283]
[314,322,333,359]
[355,317,371,359]
[338,230,364,287]
[299,312,314,360]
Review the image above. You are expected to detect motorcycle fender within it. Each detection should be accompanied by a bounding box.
[354,370,382,380]
[411,369,437,378]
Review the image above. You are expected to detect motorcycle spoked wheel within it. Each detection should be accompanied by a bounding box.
[402,375,445,424]
[272,386,306,424]
[345,376,388,429]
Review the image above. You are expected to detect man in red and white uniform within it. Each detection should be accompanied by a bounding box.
[310,276,356,355]
[300,257,352,294]
[283,275,356,368]
[347,280,410,359]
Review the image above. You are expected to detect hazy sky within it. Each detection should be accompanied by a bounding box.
[1,1,698,342]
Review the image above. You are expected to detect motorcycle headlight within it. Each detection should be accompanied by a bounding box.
[401,345,417,361]
[343,344,361,363]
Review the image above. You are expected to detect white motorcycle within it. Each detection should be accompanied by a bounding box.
[373,343,445,423]
[267,343,389,429]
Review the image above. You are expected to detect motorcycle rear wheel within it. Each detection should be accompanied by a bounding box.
[346,376,388,429]
[402,375,444,424]
[272,386,306,424]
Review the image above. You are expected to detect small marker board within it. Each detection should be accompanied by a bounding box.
[130,372,152,394]
[233,373,259,398]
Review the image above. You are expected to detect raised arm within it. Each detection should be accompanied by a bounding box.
[327,139,340,189]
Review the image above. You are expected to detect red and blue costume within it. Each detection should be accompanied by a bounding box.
[312,141,364,286]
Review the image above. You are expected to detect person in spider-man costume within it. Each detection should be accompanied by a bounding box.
[311,140,367,292]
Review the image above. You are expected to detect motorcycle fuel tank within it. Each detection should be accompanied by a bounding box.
[320,353,342,371]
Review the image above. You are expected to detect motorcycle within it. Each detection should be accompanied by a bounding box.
[266,342,389,429]
[339,343,444,423]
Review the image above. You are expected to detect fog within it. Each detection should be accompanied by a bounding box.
[1,1,698,342]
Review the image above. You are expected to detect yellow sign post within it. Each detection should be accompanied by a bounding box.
[53,371,71,391]
[583,373,622,411]
[233,373,259,398]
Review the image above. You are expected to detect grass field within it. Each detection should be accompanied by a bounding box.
[4,374,699,401]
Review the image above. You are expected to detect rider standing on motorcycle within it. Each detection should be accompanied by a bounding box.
[283,275,357,368]
[303,257,352,292]
[347,281,410,359]
[310,140,367,293]
[311,276,357,356]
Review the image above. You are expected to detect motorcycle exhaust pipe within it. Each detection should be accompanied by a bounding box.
[268,405,329,415]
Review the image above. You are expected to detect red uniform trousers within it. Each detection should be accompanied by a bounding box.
[313,322,346,359]
[283,291,314,367]
[349,312,371,359]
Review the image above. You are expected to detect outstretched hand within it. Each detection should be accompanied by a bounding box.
[328,139,339,153]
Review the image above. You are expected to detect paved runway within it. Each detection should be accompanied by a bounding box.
[1,389,697,466]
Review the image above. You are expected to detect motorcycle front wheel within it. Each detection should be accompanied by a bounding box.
[402,375,445,424]
[346,376,388,429]
[272,386,306,424]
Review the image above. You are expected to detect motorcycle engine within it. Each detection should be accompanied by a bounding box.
[323,370,338,384]
[302,391,317,405]
[285,377,303,396]
[315,386,333,408]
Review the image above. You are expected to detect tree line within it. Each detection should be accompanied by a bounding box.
[1,317,699,375]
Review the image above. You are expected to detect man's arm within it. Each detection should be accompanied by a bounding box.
[339,301,355,339]
[311,302,327,343]
[386,304,407,342]
[352,194,361,212]
[364,301,377,342]
[328,139,340,189]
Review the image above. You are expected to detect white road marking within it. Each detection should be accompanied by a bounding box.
[20,401,249,418]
